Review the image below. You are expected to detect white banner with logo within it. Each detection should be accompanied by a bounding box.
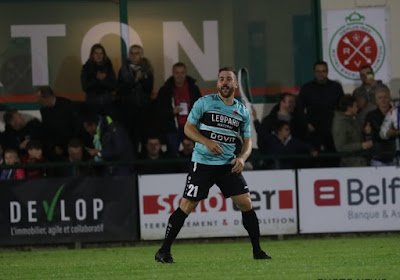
[138,170,297,240]
[298,167,400,233]
[322,8,390,85]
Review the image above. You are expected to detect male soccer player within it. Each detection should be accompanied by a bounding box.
[155,67,271,263]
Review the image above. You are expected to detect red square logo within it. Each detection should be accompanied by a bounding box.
[278,190,293,209]
[314,180,340,206]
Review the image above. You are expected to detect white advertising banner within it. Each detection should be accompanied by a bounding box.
[138,170,297,240]
[298,167,400,233]
[322,8,390,85]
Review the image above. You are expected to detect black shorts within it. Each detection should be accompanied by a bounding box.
[183,162,249,201]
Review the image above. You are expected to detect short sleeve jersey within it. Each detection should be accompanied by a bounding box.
[187,93,251,165]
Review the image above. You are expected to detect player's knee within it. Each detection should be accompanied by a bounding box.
[238,202,252,212]
[179,198,199,215]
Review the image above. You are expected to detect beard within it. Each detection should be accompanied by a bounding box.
[218,85,235,98]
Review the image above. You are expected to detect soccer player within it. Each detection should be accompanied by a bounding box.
[155,67,272,263]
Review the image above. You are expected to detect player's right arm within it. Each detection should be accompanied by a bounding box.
[184,121,224,155]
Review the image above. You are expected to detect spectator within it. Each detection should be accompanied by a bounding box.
[83,113,134,176]
[354,91,376,128]
[253,110,317,169]
[332,95,373,167]
[117,44,154,154]
[21,140,47,179]
[2,109,43,156]
[353,65,382,106]
[139,135,176,174]
[0,149,25,180]
[365,85,396,166]
[177,137,195,173]
[81,43,117,115]
[0,142,4,165]
[298,61,344,161]
[55,138,95,177]
[380,88,400,154]
[37,86,77,160]
[157,62,202,157]
[260,93,308,149]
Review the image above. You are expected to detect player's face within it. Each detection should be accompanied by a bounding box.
[217,71,237,98]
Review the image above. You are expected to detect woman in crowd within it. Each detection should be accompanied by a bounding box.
[81,43,117,115]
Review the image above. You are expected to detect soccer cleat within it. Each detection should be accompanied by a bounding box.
[155,249,175,263]
[253,250,272,260]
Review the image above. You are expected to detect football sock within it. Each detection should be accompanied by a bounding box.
[160,207,188,252]
[242,209,261,252]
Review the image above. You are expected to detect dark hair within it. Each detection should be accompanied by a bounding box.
[338,95,357,112]
[3,109,17,125]
[313,61,328,70]
[279,92,295,103]
[218,67,237,78]
[82,113,99,125]
[359,65,373,73]
[37,86,54,98]
[68,138,83,149]
[173,62,187,70]
[89,43,108,62]
[272,120,290,134]
[374,84,390,96]
[146,135,162,145]
[26,140,42,150]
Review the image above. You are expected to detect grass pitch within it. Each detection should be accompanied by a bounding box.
[1,235,399,280]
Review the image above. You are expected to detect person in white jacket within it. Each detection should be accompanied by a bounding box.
[379,91,400,150]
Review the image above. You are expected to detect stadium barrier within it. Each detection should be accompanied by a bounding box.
[1,152,400,246]
[0,176,139,246]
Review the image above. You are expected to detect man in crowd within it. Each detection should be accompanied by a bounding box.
[2,109,43,156]
[83,113,134,176]
[139,135,176,174]
[353,65,382,106]
[332,95,373,167]
[365,84,396,166]
[298,61,344,165]
[380,89,400,155]
[259,93,308,150]
[157,62,202,157]
[37,86,77,160]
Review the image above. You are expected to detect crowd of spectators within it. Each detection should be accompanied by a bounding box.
[0,44,398,180]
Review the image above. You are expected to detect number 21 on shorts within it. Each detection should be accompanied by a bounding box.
[186,184,199,198]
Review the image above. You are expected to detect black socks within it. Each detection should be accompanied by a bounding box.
[242,209,261,252]
[160,207,188,252]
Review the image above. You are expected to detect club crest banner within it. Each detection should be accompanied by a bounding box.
[322,8,390,85]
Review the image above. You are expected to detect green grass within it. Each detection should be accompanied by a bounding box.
[1,235,399,280]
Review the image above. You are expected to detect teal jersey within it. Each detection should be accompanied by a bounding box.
[187,93,251,165]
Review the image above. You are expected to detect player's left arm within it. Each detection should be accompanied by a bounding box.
[231,137,252,173]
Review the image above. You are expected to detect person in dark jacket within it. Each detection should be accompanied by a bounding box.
[260,93,308,151]
[83,113,134,176]
[254,116,317,169]
[117,44,154,154]
[81,43,117,115]
[364,85,396,166]
[37,86,77,160]
[157,62,202,156]
[298,61,344,162]
[2,109,44,156]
